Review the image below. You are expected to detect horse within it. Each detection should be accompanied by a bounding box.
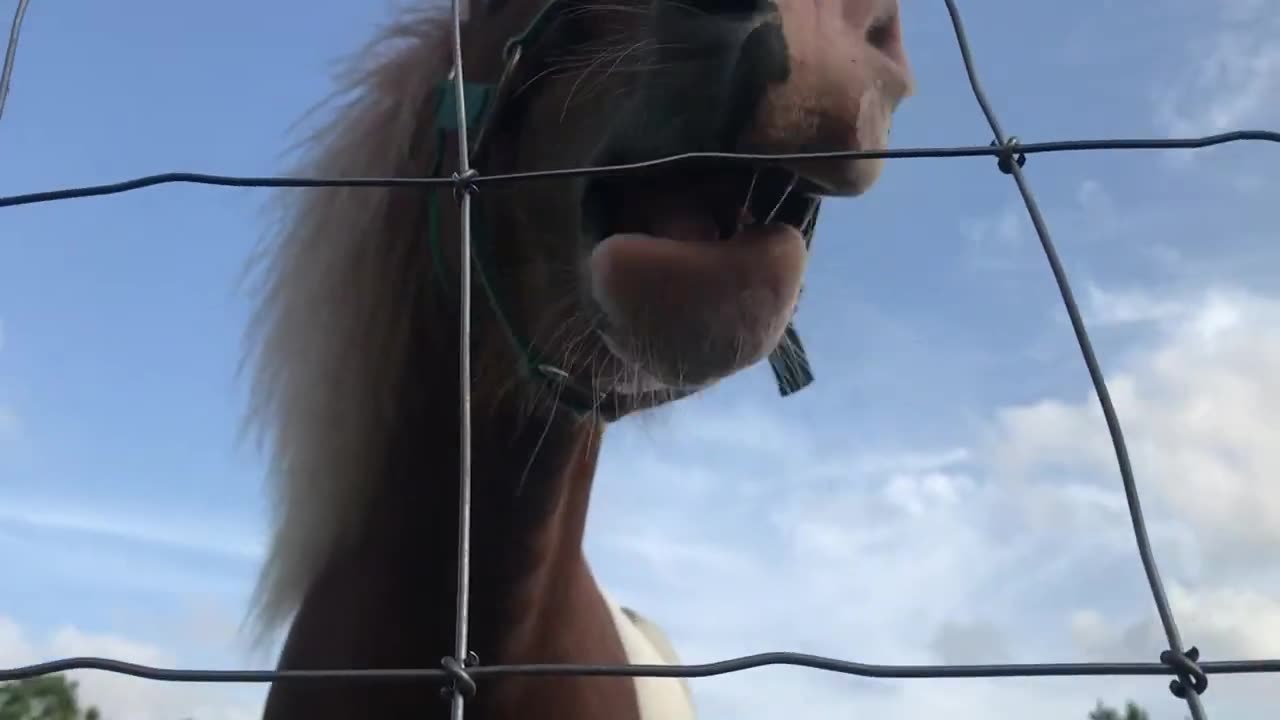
[240,1,913,718]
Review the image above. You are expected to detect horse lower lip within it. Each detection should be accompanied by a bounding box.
[589,223,808,386]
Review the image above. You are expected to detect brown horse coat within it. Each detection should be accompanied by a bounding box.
[241,2,913,718]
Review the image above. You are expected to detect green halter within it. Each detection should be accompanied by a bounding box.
[425,1,818,418]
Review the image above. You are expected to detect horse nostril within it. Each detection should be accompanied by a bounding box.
[678,0,767,16]
[866,14,902,56]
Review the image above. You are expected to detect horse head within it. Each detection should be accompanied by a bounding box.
[245,2,912,718]
[457,0,913,417]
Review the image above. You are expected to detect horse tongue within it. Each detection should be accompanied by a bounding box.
[648,188,723,244]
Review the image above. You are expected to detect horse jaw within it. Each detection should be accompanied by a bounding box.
[562,0,911,404]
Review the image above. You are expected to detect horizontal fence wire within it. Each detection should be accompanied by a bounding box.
[5,654,1280,684]
[3,132,1280,209]
[3,1,1280,719]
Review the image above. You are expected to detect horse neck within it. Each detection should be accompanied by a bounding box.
[264,302,632,717]
[406,370,608,647]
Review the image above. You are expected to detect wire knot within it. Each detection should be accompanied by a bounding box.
[451,169,480,202]
[440,652,479,700]
[1160,646,1208,699]
[989,137,1027,175]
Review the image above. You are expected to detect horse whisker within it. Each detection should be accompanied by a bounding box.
[572,41,657,109]
[516,390,561,497]
[561,39,656,119]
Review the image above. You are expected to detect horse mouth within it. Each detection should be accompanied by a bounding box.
[580,164,822,391]
[582,164,821,247]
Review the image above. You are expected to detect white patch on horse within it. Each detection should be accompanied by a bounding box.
[601,591,697,720]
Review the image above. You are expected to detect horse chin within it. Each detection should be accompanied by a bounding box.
[595,333,690,396]
[586,224,808,391]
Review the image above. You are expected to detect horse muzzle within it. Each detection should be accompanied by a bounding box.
[602,0,913,197]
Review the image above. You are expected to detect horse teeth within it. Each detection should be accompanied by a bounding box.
[764,173,798,226]
[741,170,759,217]
[800,197,818,231]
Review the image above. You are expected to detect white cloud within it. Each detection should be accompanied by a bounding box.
[0,503,263,562]
[1155,8,1280,136]
[1153,0,1280,181]
[990,287,1280,563]
[1084,285,1193,328]
[0,317,16,449]
[930,618,1011,664]
[590,283,1280,720]
[960,202,1032,271]
[596,439,1142,715]
[960,180,1167,277]
[0,616,263,720]
[1071,584,1280,663]
[1068,583,1280,718]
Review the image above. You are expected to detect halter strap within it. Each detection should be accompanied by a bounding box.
[425,1,817,417]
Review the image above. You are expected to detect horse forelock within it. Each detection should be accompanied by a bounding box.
[240,5,465,645]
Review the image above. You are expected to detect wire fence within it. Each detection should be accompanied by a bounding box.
[2,0,1280,719]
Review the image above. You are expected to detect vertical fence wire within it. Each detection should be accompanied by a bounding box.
[0,0,33,125]
[939,1,1208,717]
[446,0,478,718]
[2,1,1280,719]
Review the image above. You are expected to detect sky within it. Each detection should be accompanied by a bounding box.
[1,0,1279,718]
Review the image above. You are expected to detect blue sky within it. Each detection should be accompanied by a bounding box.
[2,1,1279,718]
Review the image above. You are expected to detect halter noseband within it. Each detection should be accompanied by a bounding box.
[426,1,819,419]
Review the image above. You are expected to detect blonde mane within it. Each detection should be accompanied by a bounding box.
[240,6,457,643]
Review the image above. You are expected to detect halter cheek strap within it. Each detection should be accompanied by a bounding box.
[425,2,818,417]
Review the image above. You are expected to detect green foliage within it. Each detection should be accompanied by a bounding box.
[1089,699,1151,720]
[0,674,103,720]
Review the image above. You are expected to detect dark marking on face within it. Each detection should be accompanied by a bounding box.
[721,14,790,151]
[588,2,796,165]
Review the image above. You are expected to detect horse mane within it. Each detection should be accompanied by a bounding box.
[239,5,459,644]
